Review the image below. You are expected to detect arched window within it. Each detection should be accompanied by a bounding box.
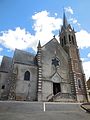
[72,36,74,45]
[69,35,71,44]
[78,79,81,89]
[24,71,30,81]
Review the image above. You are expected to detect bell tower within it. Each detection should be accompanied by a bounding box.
[59,12,88,102]
[59,12,77,52]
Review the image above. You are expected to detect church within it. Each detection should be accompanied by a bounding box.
[0,13,88,102]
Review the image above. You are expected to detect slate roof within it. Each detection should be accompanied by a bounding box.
[13,49,35,65]
[0,56,12,72]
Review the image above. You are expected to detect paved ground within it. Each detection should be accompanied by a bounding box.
[0,101,90,120]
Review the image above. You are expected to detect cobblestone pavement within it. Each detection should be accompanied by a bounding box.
[0,101,90,120]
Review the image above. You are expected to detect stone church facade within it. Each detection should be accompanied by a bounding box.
[0,13,88,102]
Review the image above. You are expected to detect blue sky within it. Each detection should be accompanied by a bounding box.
[0,0,90,80]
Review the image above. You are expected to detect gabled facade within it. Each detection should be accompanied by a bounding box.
[0,13,88,102]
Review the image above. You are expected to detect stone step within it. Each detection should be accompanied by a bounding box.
[48,93,75,102]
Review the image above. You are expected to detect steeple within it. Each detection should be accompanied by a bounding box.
[59,11,78,49]
[63,12,68,29]
[37,40,41,48]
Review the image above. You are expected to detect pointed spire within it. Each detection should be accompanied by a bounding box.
[37,40,41,48]
[63,12,68,29]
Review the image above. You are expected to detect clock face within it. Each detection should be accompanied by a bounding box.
[52,57,60,67]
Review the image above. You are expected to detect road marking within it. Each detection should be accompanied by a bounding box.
[43,102,45,112]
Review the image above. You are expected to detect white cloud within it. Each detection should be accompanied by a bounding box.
[81,57,90,80]
[32,10,62,49]
[76,29,90,49]
[72,19,77,24]
[32,11,62,33]
[81,58,86,62]
[0,47,3,52]
[0,27,34,50]
[64,7,73,14]
[0,11,62,51]
[76,30,90,80]
[70,18,77,24]
[69,18,81,28]
[82,61,90,80]
[55,13,58,17]
[87,53,90,58]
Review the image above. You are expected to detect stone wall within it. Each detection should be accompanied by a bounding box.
[0,72,9,99]
[14,63,37,101]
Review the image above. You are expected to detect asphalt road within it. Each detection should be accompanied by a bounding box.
[0,101,90,120]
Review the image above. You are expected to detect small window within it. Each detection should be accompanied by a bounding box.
[24,71,30,81]
[2,85,5,89]
[78,79,81,89]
